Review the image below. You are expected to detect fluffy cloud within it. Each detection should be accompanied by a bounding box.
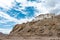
[13,0,49,16]
[0,28,12,34]
[0,0,14,9]
[41,0,60,14]
[0,11,19,22]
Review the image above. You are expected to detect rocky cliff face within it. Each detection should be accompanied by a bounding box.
[10,13,60,37]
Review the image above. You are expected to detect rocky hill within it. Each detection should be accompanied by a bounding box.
[0,13,60,40]
[10,13,60,37]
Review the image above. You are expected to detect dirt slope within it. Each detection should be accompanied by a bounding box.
[1,14,60,40]
[10,14,60,37]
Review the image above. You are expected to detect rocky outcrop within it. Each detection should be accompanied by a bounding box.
[10,14,60,37]
[33,13,55,21]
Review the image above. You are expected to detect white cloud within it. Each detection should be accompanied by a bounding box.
[0,28,12,34]
[0,11,34,24]
[14,0,50,16]
[0,0,14,9]
[17,17,34,24]
[0,0,60,16]
[0,11,19,22]
[42,0,60,14]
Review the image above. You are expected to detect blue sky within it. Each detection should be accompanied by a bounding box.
[0,0,60,34]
